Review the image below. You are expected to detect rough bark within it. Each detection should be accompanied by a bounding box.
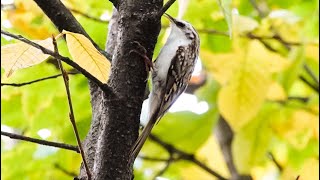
[79,9,120,179]
[92,1,162,179]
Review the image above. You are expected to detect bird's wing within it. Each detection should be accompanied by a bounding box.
[130,45,196,160]
[156,46,190,120]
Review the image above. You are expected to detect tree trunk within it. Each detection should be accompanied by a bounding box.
[79,1,163,179]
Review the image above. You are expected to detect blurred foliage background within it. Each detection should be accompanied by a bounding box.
[1,0,319,179]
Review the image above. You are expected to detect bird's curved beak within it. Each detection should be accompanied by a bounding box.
[163,13,177,24]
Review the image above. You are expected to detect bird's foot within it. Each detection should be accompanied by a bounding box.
[130,41,154,72]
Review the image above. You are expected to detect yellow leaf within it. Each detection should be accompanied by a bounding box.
[232,104,275,173]
[305,44,319,62]
[218,68,271,131]
[63,30,111,83]
[218,41,276,131]
[251,164,279,180]
[247,40,290,73]
[271,109,318,149]
[200,50,239,85]
[1,38,53,77]
[281,158,319,180]
[202,40,289,86]
[266,81,287,101]
[299,158,319,180]
[288,110,318,148]
[216,40,290,130]
[6,1,52,39]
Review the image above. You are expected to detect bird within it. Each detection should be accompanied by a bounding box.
[130,13,200,160]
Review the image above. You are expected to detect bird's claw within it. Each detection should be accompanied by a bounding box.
[130,41,154,72]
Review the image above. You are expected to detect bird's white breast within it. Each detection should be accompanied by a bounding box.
[154,28,191,80]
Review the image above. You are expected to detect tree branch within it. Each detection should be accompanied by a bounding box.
[1,131,79,152]
[1,72,78,87]
[153,154,173,179]
[274,96,310,105]
[299,75,319,93]
[52,36,92,180]
[159,0,177,16]
[303,64,319,87]
[198,28,229,36]
[69,8,109,23]
[246,33,301,46]
[1,30,113,94]
[249,0,268,18]
[138,155,169,162]
[267,152,283,172]
[54,163,78,177]
[215,116,253,180]
[149,134,228,180]
[109,0,119,9]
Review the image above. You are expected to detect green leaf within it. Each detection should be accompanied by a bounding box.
[151,109,218,154]
[279,47,305,92]
[217,0,232,37]
[1,93,25,128]
[232,103,277,173]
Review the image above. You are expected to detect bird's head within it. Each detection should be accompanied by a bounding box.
[164,13,199,41]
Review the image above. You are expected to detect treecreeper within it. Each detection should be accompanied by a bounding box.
[130,13,200,160]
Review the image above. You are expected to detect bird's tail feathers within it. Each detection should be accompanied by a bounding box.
[130,114,157,160]
[130,91,161,161]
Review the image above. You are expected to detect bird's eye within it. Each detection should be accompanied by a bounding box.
[175,21,185,28]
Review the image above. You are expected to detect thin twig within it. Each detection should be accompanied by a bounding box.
[197,29,229,36]
[246,33,301,46]
[153,155,173,179]
[1,131,79,152]
[139,155,169,162]
[159,0,177,16]
[299,75,319,93]
[273,96,311,105]
[267,152,283,172]
[1,30,113,94]
[54,163,78,177]
[303,64,319,86]
[109,0,119,8]
[287,96,310,103]
[149,134,228,180]
[52,36,92,180]
[249,0,267,18]
[191,157,227,179]
[1,72,78,87]
[70,8,109,23]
